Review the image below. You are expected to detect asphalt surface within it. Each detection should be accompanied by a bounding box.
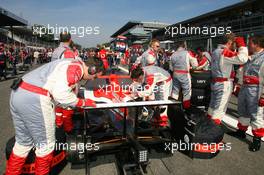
[0,65,264,175]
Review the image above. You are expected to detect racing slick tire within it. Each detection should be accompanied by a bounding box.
[191,71,211,89]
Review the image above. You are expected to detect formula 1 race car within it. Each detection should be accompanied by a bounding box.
[6,70,223,175]
[66,73,180,175]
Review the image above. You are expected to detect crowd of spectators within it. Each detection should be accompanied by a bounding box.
[0,41,55,80]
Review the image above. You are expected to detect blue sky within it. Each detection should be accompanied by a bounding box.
[1,0,241,47]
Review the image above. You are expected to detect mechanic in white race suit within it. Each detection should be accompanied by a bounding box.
[231,36,264,152]
[207,34,248,125]
[170,41,198,109]
[130,65,172,127]
[5,58,104,175]
[135,39,160,67]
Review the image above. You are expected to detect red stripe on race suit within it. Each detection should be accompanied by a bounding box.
[20,81,50,96]
[243,76,259,85]
[174,70,189,74]
[212,77,229,82]
[156,76,172,85]
[148,63,155,66]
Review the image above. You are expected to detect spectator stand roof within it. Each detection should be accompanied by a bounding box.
[152,0,264,40]
[0,6,28,26]
[111,21,169,47]
[111,21,169,38]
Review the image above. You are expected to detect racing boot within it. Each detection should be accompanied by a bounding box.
[228,130,246,139]
[249,136,261,152]
[5,151,26,175]
[183,100,191,109]
[35,151,54,175]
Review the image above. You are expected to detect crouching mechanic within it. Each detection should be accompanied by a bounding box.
[170,41,198,109]
[130,66,172,127]
[5,58,104,174]
[207,34,248,125]
[231,36,264,151]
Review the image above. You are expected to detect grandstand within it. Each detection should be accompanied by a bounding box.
[0,6,56,48]
[152,0,264,52]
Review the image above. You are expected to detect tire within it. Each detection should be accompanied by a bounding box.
[191,88,210,107]
[191,71,211,89]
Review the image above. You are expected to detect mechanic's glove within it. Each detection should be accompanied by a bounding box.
[232,84,241,97]
[62,109,74,133]
[84,99,96,107]
[55,107,64,127]
[235,37,246,47]
[76,98,96,108]
[258,97,264,107]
